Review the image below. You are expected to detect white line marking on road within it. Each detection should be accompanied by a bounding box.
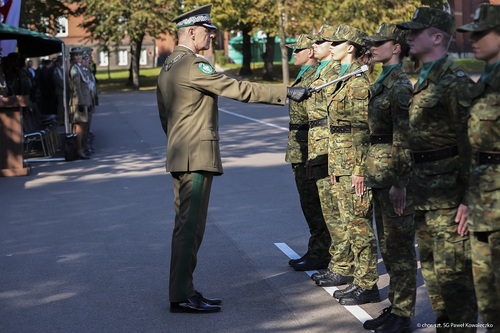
[220,108,288,131]
[274,242,374,326]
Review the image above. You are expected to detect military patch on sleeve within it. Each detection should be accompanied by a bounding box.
[70,67,78,77]
[198,62,215,75]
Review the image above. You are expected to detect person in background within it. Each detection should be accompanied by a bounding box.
[52,55,65,125]
[157,4,310,314]
[68,47,92,160]
[457,4,500,332]
[397,7,478,331]
[362,23,417,333]
[285,35,331,272]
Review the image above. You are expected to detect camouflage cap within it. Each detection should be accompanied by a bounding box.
[313,24,338,42]
[364,23,408,44]
[325,25,368,46]
[286,34,315,49]
[457,4,500,33]
[397,7,455,35]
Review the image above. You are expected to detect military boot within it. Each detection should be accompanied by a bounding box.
[311,269,330,282]
[363,306,392,330]
[333,283,357,299]
[315,270,353,287]
[374,313,411,333]
[339,284,381,305]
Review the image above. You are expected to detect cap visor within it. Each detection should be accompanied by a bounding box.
[397,22,427,30]
[364,35,392,42]
[202,23,218,30]
[457,23,493,33]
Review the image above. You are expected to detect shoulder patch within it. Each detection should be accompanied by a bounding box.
[198,63,215,75]
[70,67,79,77]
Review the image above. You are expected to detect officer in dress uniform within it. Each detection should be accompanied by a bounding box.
[362,23,417,333]
[285,35,331,271]
[157,4,310,314]
[397,8,478,331]
[68,47,92,159]
[457,4,500,332]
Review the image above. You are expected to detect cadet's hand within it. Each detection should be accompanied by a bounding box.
[351,175,365,197]
[287,87,312,102]
[389,186,406,216]
[455,204,469,237]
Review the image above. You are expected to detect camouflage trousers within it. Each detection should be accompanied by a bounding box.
[471,230,500,333]
[330,175,377,289]
[414,208,478,333]
[312,164,346,271]
[373,188,417,318]
[292,163,331,260]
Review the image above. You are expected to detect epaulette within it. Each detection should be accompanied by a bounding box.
[163,53,187,72]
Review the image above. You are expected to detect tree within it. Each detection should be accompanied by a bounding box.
[20,0,72,33]
[73,0,174,90]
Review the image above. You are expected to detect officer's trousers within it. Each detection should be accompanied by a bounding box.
[169,171,213,302]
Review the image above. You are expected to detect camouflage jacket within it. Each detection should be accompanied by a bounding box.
[285,64,318,164]
[306,60,341,166]
[365,64,412,189]
[327,61,371,177]
[409,55,473,210]
[467,65,500,231]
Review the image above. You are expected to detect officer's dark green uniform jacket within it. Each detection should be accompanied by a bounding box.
[157,45,287,175]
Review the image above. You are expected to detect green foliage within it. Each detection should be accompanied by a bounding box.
[20,0,72,33]
[214,50,229,66]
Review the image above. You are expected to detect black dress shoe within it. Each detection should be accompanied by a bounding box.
[363,306,392,330]
[374,314,411,333]
[339,284,381,305]
[293,257,329,271]
[315,271,353,287]
[195,290,222,305]
[289,252,311,266]
[333,283,357,299]
[170,295,221,313]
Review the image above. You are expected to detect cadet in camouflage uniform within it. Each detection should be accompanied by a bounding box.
[457,4,500,332]
[325,25,380,306]
[285,35,331,271]
[398,8,478,331]
[305,26,353,288]
[362,23,417,332]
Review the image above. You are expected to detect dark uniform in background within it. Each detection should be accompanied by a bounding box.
[363,23,417,333]
[285,35,331,271]
[157,4,308,314]
[398,8,478,331]
[457,4,500,332]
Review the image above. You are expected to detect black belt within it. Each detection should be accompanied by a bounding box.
[411,145,458,164]
[370,134,392,144]
[330,125,352,134]
[477,151,500,165]
[289,123,309,131]
[309,118,328,128]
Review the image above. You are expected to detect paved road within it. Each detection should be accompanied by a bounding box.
[0,91,482,333]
